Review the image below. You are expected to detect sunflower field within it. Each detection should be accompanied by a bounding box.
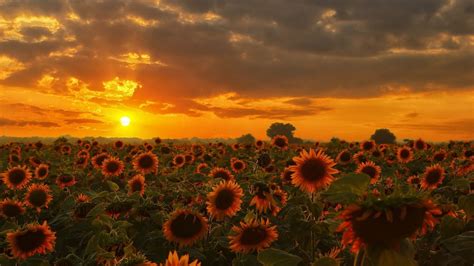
[0,137,473,266]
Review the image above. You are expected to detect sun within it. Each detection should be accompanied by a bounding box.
[120,116,131,127]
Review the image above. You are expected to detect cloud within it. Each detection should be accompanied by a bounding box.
[64,118,103,124]
[0,117,59,127]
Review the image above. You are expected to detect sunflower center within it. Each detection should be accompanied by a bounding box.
[8,169,26,185]
[361,166,377,179]
[28,190,47,207]
[274,138,287,147]
[426,170,441,184]
[138,155,154,169]
[106,162,120,173]
[95,155,108,166]
[14,229,47,252]
[363,142,373,150]
[170,214,203,239]
[300,158,327,182]
[131,180,143,192]
[2,203,22,217]
[175,157,184,165]
[340,152,351,162]
[415,141,425,150]
[59,174,73,183]
[214,171,230,180]
[433,153,445,161]
[215,189,235,210]
[38,168,47,177]
[400,149,410,159]
[233,162,244,170]
[239,227,267,246]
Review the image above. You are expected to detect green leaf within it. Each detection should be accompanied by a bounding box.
[86,203,108,218]
[376,249,417,266]
[440,231,474,263]
[458,194,474,217]
[313,257,339,266]
[257,248,302,266]
[106,181,120,192]
[440,216,464,239]
[322,173,371,204]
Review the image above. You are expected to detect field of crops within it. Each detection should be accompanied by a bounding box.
[0,137,472,266]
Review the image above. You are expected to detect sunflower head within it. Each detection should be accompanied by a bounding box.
[128,174,146,196]
[92,153,110,169]
[432,150,446,162]
[231,158,246,173]
[2,165,32,190]
[210,167,235,181]
[336,150,352,165]
[271,135,289,150]
[356,161,382,184]
[162,251,201,266]
[133,152,159,174]
[101,157,125,178]
[414,138,427,150]
[25,184,52,211]
[173,154,185,168]
[163,209,208,247]
[255,140,264,149]
[397,146,413,163]
[228,219,278,253]
[35,164,49,180]
[421,164,445,190]
[56,174,77,189]
[206,180,243,220]
[114,140,124,149]
[0,198,25,218]
[360,141,376,151]
[7,221,56,260]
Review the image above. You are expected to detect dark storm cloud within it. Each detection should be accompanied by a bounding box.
[0,0,473,118]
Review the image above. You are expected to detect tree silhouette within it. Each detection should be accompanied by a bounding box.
[236,133,256,144]
[266,122,302,143]
[370,128,396,144]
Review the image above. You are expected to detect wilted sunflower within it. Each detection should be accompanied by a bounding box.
[128,174,146,196]
[101,157,125,178]
[421,164,445,190]
[34,164,49,180]
[289,149,338,193]
[133,152,159,175]
[206,180,243,220]
[25,183,52,212]
[91,152,110,169]
[210,167,235,181]
[228,219,278,253]
[161,251,201,266]
[336,150,352,165]
[397,146,413,163]
[231,158,246,173]
[56,174,77,189]
[163,209,208,247]
[271,135,289,150]
[414,138,427,150]
[7,221,56,260]
[360,140,376,152]
[173,154,186,168]
[337,198,441,253]
[0,198,25,218]
[356,161,382,184]
[2,165,32,190]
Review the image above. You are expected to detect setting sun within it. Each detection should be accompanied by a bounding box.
[120,116,131,127]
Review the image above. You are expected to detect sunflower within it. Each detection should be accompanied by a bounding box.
[9,154,21,164]
[255,140,264,149]
[228,219,278,253]
[195,163,209,174]
[231,158,246,173]
[7,221,56,260]
[91,152,110,169]
[270,188,288,216]
[163,209,208,247]
[76,193,90,203]
[184,154,195,164]
[280,167,294,183]
[356,161,382,184]
[2,165,32,190]
[161,251,201,266]
[133,152,159,175]
[414,138,427,150]
[407,175,421,187]
[353,152,368,164]
[206,180,243,220]
[173,154,186,168]
[0,198,25,218]
[289,149,338,193]
[271,135,289,150]
[360,140,375,151]
[75,156,89,168]
[56,174,76,189]
[336,150,352,165]
[101,157,125,178]
[128,174,146,196]
[34,164,49,180]
[114,140,124,149]
[463,149,473,159]
[76,149,90,158]
[421,164,445,190]
[25,184,52,212]
[396,146,413,163]
[155,137,162,145]
[249,183,273,213]
[28,157,42,168]
[210,167,235,181]
[337,198,440,253]
[432,150,447,162]
[61,145,72,155]
[232,143,240,151]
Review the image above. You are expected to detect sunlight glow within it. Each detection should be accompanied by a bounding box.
[120,116,131,127]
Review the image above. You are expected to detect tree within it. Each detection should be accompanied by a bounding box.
[236,133,256,144]
[370,128,396,144]
[266,123,296,139]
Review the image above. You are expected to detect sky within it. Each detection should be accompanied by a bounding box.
[0,0,473,141]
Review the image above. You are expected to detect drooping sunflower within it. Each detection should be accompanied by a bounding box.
[7,221,56,259]
[163,209,208,247]
[396,146,413,163]
[101,157,125,178]
[206,180,243,220]
[56,174,77,189]
[271,135,289,150]
[231,158,246,173]
[2,165,32,190]
[133,152,159,175]
[289,149,339,193]
[128,174,146,196]
[356,161,382,184]
[34,164,49,180]
[91,152,110,169]
[161,251,201,266]
[249,182,273,213]
[337,198,441,253]
[421,164,445,190]
[228,219,278,253]
[414,138,427,150]
[360,140,376,152]
[25,183,53,212]
[173,154,186,168]
[336,150,352,165]
[0,198,25,218]
[210,167,235,181]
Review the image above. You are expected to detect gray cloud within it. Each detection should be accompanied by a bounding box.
[0,118,60,127]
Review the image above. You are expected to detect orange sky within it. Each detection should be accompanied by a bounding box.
[0,1,473,141]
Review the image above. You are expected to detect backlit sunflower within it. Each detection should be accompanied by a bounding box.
[228,219,278,253]
[255,140,264,149]
[133,152,159,175]
[0,198,25,218]
[114,140,124,149]
[128,174,146,196]
[337,198,441,253]
[353,152,368,164]
[432,150,447,162]
[25,183,52,212]
[206,180,243,220]
[231,158,246,173]
[56,174,77,189]
[195,163,209,174]
[184,154,195,164]
[2,165,32,190]
[76,193,90,203]
[270,188,288,216]
[271,135,289,150]
[397,146,413,163]
[101,157,125,178]
[336,150,352,165]
[28,157,41,168]
[7,221,56,259]
[280,167,294,183]
[356,161,382,184]
[289,149,338,193]
[163,209,208,247]
[210,167,235,181]
[161,251,201,266]
[173,154,186,168]
[360,140,376,152]
[421,164,445,190]
[414,138,427,150]
[249,183,273,213]
[407,175,421,187]
[34,164,49,180]
[91,152,110,169]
